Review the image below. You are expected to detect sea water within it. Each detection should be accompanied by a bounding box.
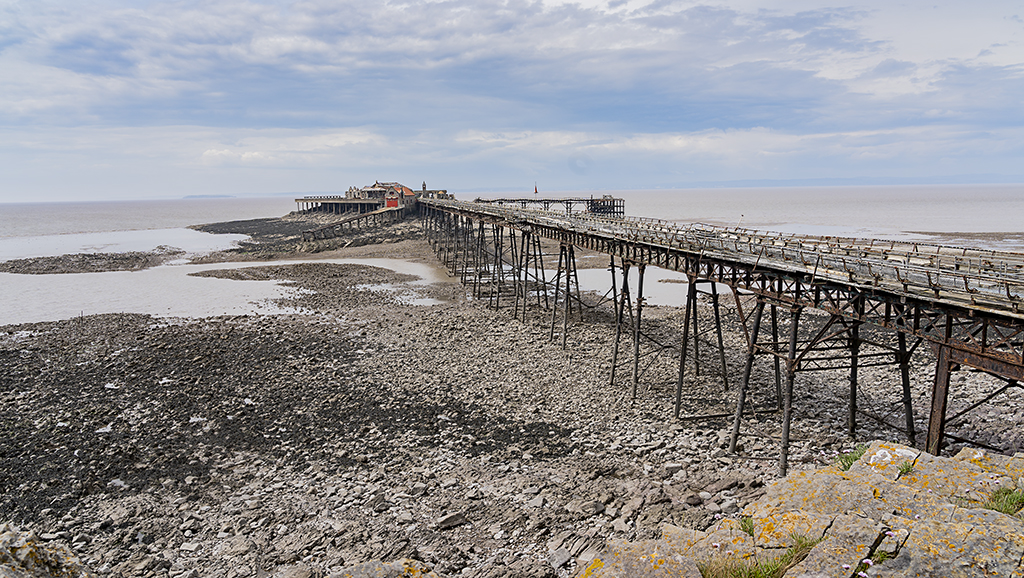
[476,184,1024,246]
[0,258,449,326]
[1,186,1022,325]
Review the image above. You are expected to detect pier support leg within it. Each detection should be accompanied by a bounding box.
[550,245,565,342]
[472,221,485,298]
[898,331,917,447]
[534,236,548,310]
[520,233,531,322]
[848,318,861,440]
[674,276,698,419]
[692,286,701,377]
[729,299,764,453]
[610,260,630,386]
[490,226,504,310]
[779,307,802,477]
[511,231,522,318]
[630,264,646,402]
[712,283,730,392]
[562,246,573,349]
[927,345,952,455]
[771,303,782,410]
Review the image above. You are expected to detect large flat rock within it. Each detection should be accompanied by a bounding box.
[580,441,1024,578]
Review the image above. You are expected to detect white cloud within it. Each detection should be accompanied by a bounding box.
[2,0,1024,200]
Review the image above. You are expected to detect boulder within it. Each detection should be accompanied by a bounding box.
[327,558,440,578]
[580,441,1024,578]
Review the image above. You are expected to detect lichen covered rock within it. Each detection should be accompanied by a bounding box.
[0,524,96,578]
[579,441,1024,578]
[327,557,440,578]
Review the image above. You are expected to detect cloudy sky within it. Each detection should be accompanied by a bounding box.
[2,0,1023,202]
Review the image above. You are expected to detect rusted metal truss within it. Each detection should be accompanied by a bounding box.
[419,199,1024,473]
[472,196,625,216]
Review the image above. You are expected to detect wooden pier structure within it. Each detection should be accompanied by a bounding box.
[300,207,407,242]
[295,196,384,214]
[418,198,1024,475]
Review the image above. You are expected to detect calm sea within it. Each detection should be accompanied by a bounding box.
[475,184,1024,248]
[1,186,1022,325]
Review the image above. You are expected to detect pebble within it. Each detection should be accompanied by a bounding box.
[548,548,572,569]
[4,222,1018,578]
[435,512,468,530]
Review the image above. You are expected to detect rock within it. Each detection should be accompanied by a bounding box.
[179,542,200,552]
[0,524,94,578]
[327,558,439,578]
[548,547,571,569]
[611,518,630,533]
[578,534,703,578]
[785,513,886,576]
[134,556,155,572]
[6,230,1023,578]
[664,463,684,476]
[720,499,739,514]
[704,477,738,494]
[585,441,1024,578]
[269,563,314,578]
[435,512,468,530]
[749,441,1024,578]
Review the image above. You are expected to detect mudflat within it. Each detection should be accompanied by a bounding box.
[3,217,1022,577]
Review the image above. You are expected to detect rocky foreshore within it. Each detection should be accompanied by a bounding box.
[190,212,423,261]
[3,220,1024,578]
[0,248,184,275]
[584,440,1024,578]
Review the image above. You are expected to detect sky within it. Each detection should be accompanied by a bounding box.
[1,0,1023,202]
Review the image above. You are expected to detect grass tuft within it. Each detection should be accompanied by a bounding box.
[697,534,820,578]
[872,550,893,563]
[740,516,755,538]
[896,461,914,478]
[982,487,1024,516]
[834,445,868,471]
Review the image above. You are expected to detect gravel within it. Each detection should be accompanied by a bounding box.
[3,219,1022,578]
[0,248,184,275]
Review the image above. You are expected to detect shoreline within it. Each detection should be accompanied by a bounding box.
[3,215,1024,576]
[4,209,1024,277]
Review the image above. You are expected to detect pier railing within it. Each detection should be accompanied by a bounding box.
[300,207,405,242]
[419,197,1024,473]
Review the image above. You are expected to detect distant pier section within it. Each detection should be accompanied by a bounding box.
[294,196,382,214]
[296,180,452,241]
[472,195,625,216]
[296,181,451,214]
